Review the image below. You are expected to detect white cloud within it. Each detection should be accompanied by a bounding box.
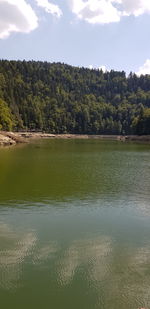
[69,0,150,24]
[136,59,150,76]
[0,0,38,39]
[99,65,107,72]
[35,0,62,18]
[89,64,107,72]
[70,0,121,24]
[120,0,150,17]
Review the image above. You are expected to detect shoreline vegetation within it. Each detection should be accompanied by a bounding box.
[0,131,150,146]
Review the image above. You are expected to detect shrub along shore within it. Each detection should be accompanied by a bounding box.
[0,131,150,146]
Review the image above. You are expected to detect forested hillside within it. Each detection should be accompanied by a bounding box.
[0,60,150,134]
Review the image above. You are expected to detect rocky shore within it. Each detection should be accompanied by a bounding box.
[0,131,26,146]
[0,131,150,146]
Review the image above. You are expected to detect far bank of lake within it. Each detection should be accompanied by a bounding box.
[1,131,150,146]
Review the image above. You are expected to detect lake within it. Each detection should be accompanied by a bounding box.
[0,139,150,309]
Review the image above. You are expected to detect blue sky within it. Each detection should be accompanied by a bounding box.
[0,0,150,75]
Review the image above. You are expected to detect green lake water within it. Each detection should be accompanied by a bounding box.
[0,139,150,309]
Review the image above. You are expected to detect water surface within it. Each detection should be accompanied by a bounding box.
[0,139,150,309]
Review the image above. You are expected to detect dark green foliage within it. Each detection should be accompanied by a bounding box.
[0,98,13,131]
[135,108,150,135]
[0,60,150,134]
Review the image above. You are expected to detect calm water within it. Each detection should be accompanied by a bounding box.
[0,139,150,309]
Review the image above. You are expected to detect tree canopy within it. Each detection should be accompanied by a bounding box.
[0,98,13,131]
[0,60,150,134]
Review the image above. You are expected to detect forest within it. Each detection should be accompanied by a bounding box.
[0,60,150,135]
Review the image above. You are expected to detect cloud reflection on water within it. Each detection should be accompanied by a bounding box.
[0,223,36,290]
[0,222,150,308]
[57,236,112,286]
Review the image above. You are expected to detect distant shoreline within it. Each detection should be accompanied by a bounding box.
[0,131,150,146]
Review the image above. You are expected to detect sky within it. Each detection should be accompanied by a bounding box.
[0,0,150,75]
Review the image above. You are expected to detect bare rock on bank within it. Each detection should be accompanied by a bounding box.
[0,131,27,146]
[0,133,16,146]
[1,131,150,146]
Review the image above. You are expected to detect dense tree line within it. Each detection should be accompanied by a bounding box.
[0,60,150,134]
